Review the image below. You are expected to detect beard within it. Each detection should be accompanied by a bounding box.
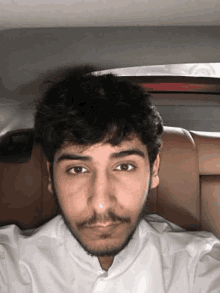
[49,169,153,258]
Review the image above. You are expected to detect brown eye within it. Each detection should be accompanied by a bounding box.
[115,164,134,171]
[68,166,87,174]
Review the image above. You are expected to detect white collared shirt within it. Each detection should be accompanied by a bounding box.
[0,213,220,292]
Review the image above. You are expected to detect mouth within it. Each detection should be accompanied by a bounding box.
[83,223,122,236]
[87,222,121,228]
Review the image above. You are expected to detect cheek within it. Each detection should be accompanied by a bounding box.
[115,173,150,210]
[54,174,89,216]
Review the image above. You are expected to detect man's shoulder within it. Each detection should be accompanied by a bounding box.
[144,213,218,238]
[0,215,67,288]
[141,214,220,292]
[144,213,186,233]
[0,214,63,249]
[142,213,220,256]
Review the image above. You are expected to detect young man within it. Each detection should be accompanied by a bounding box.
[1,67,220,292]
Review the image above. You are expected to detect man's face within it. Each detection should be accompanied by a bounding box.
[47,137,160,258]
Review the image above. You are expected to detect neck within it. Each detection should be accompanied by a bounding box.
[98,256,114,271]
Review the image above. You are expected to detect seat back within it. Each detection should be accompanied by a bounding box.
[0,126,219,237]
[148,127,200,230]
[0,129,58,229]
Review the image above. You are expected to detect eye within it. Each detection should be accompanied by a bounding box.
[68,166,88,174]
[115,164,135,171]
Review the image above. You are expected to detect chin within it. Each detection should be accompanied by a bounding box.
[62,212,137,257]
[80,229,136,257]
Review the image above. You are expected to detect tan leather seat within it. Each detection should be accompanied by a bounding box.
[148,127,200,231]
[190,131,220,236]
[0,126,220,237]
[0,129,58,229]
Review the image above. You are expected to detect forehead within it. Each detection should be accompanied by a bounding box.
[54,137,148,162]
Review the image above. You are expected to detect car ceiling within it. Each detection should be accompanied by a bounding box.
[1,0,220,135]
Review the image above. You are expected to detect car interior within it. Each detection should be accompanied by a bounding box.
[1,1,220,239]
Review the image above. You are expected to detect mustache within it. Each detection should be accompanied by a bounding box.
[77,210,131,229]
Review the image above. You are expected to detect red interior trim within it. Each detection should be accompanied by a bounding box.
[141,83,220,92]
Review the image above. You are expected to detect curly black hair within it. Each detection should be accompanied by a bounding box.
[34,66,163,170]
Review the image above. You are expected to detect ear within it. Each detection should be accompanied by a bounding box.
[150,154,160,189]
[46,161,53,194]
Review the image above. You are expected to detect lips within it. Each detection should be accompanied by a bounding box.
[88,223,119,228]
[84,223,121,236]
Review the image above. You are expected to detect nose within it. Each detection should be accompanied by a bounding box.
[88,170,116,213]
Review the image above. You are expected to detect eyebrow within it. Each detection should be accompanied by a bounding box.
[56,148,146,164]
[110,149,145,159]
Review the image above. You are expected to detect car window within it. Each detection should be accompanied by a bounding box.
[1,62,220,136]
[96,64,220,132]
